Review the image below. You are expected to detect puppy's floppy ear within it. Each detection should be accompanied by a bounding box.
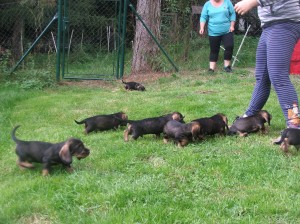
[172,113,183,121]
[191,122,201,139]
[268,113,272,125]
[59,141,72,164]
[221,115,228,125]
[191,122,200,133]
[122,113,128,120]
[172,113,178,120]
[261,111,271,125]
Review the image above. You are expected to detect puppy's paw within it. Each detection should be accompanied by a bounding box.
[42,169,50,176]
[272,136,282,145]
[66,167,74,173]
[237,131,248,137]
[17,161,35,169]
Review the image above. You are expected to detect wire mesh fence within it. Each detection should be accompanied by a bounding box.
[0,0,261,81]
[62,0,121,79]
[0,0,57,72]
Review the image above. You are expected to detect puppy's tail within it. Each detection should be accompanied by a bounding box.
[11,125,21,143]
[273,131,285,145]
[74,119,85,125]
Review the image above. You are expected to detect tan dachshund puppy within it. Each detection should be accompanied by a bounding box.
[12,126,90,176]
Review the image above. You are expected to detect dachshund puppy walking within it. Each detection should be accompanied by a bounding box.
[122,79,145,91]
[228,110,272,136]
[12,125,90,176]
[163,120,201,147]
[124,112,184,141]
[192,113,228,139]
[75,112,128,134]
[273,128,300,153]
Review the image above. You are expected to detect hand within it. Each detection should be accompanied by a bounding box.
[234,0,258,15]
[229,26,235,32]
[199,28,204,35]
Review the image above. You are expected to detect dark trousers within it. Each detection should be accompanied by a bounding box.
[209,32,234,62]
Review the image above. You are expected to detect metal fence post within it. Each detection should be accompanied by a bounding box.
[61,0,69,79]
[116,0,123,79]
[119,0,128,79]
[56,0,63,81]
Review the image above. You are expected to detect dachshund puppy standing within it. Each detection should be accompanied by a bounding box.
[228,110,272,136]
[75,111,128,134]
[273,128,300,153]
[163,120,201,147]
[192,113,228,139]
[124,112,184,141]
[12,125,90,176]
[122,79,145,91]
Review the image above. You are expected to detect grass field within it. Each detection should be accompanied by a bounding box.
[1,67,300,223]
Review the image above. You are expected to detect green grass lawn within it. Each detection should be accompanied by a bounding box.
[1,69,300,223]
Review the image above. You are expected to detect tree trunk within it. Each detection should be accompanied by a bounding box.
[183,10,193,61]
[131,0,161,75]
[12,18,24,62]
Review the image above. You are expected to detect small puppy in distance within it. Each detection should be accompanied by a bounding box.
[12,125,90,176]
[75,112,128,134]
[163,120,201,147]
[122,79,145,91]
[273,128,300,153]
[228,110,272,136]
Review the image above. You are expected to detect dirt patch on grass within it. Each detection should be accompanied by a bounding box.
[57,68,257,89]
[58,79,116,88]
[122,72,173,83]
[195,90,218,94]
[58,72,173,88]
[18,214,52,224]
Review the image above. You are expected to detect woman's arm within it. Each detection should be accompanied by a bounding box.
[199,22,206,35]
[234,0,259,15]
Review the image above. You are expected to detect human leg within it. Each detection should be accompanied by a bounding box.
[222,32,234,69]
[265,22,300,127]
[209,35,222,70]
[243,31,271,117]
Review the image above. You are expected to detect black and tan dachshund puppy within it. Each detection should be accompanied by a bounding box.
[192,113,229,139]
[274,128,300,153]
[122,79,145,91]
[228,110,272,136]
[75,112,128,134]
[12,125,90,176]
[163,120,201,147]
[124,112,184,141]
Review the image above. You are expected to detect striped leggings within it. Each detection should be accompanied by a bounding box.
[244,22,300,125]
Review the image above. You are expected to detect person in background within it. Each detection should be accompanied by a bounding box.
[199,0,236,73]
[234,0,300,129]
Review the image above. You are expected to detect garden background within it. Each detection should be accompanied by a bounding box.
[2,0,300,223]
